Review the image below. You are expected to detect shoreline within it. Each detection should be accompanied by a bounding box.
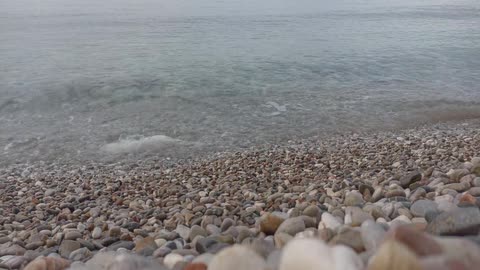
[1,118,480,269]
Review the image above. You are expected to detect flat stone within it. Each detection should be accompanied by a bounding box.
[100,237,119,247]
[0,255,27,269]
[427,207,480,235]
[153,247,172,258]
[329,229,365,253]
[189,225,208,242]
[134,237,158,256]
[107,241,135,251]
[410,200,438,218]
[25,241,44,250]
[385,189,406,198]
[0,237,10,244]
[59,240,81,258]
[175,225,191,240]
[64,231,82,241]
[109,227,121,237]
[69,247,91,261]
[400,171,422,188]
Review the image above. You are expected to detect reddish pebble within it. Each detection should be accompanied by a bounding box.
[184,263,207,270]
[459,193,476,205]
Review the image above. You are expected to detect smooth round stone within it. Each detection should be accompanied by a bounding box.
[189,225,208,242]
[209,245,268,270]
[319,212,342,230]
[247,238,275,258]
[426,207,480,236]
[329,228,365,253]
[447,169,470,181]
[345,207,373,227]
[220,219,235,232]
[109,227,121,237]
[389,215,412,227]
[344,191,365,207]
[468,187,480,196]
[44,189,56,196]
[279,238,363,270]
[164,253,185,269]
[385,189,406,198]
[59,240,81,258]
[400,171,422,188]
[153,247,172,258]
[69,247,92,261]
[106,241,135,251]
[303,205,322,220]
[192,253,214,266]
[91,227,102,239]
[410,200,438,218]
[274,217,305,238]
[361,220,386,251]
[258,212,287,235]
[473,177,480,187]
[267,250,282,270]
[134,237,158,256]
[175,225,191,240]
[206,225,221,235]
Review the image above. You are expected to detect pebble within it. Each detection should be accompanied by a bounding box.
[427,207,480,235]
[164,253,185,269]
[410,200,438,218]
[258,212,286,235]
[91,227,102,239]
[344,191,365,207]
[319,212,342,230]
[209,245,268,270]
[361,220,386,251]
[59,240,81,258]
[1,122,480,270]
[64,231,82,241]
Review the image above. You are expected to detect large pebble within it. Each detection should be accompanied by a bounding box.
[344,191,365,207]
[24,256,70,270]
[427,207,480,235]
[258,212,286,235]
[279,238,363,270]
[319,212,342,230]
[59,240,81,258]
[410,200,438,218]
[361,220,386,251]
[209,245,269,270]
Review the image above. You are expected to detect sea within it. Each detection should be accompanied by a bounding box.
[1,0,479,165]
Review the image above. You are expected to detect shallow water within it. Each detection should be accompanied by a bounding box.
[1,0,480,165]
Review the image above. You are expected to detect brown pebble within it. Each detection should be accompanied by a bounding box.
[184,263,207,270]
[23,257,70,270]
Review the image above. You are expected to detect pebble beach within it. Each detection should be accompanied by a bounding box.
[1,119,480,270]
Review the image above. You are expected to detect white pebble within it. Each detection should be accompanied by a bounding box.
[164,253,185,269]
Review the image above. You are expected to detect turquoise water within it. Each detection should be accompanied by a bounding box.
[1,0,479,164]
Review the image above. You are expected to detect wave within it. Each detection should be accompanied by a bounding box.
[100,135,185,154]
